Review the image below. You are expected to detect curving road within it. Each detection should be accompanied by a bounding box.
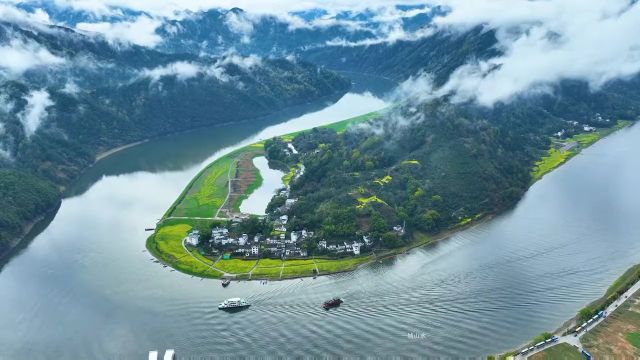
[516,278,640,359]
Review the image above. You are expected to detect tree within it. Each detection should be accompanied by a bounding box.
[421,209,441,231]
[382,231,402,248]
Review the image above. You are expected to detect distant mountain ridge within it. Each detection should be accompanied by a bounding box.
[0,17,351,258]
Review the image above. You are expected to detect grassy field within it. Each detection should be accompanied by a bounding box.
[531,120,632,182]
[530,343,583,360]
[315,256,372,273]
[146,222,222,278]
[165,144,264,218]
[582,290,640,358]
[251,265,283,279]
[281,264,317,278]
[214,259,258,274]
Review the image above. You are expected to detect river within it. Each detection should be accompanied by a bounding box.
[239,157,285,216]
[1,78,639,358]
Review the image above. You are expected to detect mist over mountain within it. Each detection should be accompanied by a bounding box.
[2,0,640,260]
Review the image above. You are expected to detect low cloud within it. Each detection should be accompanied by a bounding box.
[0,3,51,26]
[140,61,202,82]
[139,53,262,83]
[18,90,54,138]
[0,39,66,76]
[225,10,254,43]
[76,16,163,47]
[426,0,640,106]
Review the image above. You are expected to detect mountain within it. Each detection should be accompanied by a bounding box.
[262,78,640,249]
[0,19,351,258]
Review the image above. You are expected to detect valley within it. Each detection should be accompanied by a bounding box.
[2,2,640,358]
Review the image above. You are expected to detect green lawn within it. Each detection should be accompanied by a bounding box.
[256,258,283,267]
[251,266,283,279]
[530,343,583,360]
[281,264,317,278]
[146,223,222,278]
[214,259,258,274]
[625,332,640,349]
[315,256,372,273]
[284,259,316,267]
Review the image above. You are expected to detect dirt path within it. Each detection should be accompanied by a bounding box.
[181,239,224,276]
[215,159,237,218]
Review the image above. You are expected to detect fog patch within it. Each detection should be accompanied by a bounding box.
[76,16,163,47]
[0,39,65,77]
[18,90,53,138]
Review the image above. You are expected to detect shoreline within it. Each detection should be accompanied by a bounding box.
[149,120,636,282]
[0,200,61,263]
[0,89,351,268]
[95,139,150,162]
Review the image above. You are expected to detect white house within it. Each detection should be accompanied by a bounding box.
[280,215,289,224]
[583,125,596,132]
[239,234,249,246]
[291,231,299,243]
[352,241,361,255]
[318,240,327,249]
[251,245,259,256]
[185,230,200,246]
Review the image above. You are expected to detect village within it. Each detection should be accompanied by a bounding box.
[183,212,406,260]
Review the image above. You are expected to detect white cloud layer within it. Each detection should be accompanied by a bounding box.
[0,39,65,76]
[428,0,640,105]
[76,16,163,47]
[139,53,262,83]
[18,90,54,138]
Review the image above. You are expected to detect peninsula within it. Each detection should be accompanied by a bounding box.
[147,104,634,280]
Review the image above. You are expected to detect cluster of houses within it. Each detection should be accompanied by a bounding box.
[554,119,601,138]
[183,226,316,259]
[183,222,406,259]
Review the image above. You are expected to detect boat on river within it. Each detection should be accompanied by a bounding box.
[218,298,250,310]
[222,279,231,287]
[323,298,343,310]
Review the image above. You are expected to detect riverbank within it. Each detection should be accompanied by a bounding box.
[149,116,635,282]
[531,120,632,182]
[500,263,640,359]
[147,106,502,280]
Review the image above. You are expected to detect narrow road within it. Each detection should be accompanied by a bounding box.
[181,238,224,276]
[516,278,640,359]
[215,159,237,218]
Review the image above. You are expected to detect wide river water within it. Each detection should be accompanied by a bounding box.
[1,80,640,358]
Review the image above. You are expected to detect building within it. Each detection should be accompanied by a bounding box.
[291,231,299,243]
[239,233,249,246]
[352,241,361,255]
[318,240,327,250]
[285,198,297,209]
[362,235,372,246]
[280,215,289,224]
[251,245,259,256]
[185,230,200,246]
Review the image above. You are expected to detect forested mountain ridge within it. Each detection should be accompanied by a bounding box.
[264,79,640,250]
[0,19,351,258]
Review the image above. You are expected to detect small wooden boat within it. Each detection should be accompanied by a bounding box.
[323,298,343,310]
[222,279,231,287]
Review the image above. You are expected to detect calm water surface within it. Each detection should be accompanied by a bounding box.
[1,84,639,358]
[239,156,285,215]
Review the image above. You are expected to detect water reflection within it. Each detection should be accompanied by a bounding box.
[0,76,638,358]
[239,156,285,215]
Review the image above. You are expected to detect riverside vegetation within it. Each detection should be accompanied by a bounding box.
[148,86,636,279]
